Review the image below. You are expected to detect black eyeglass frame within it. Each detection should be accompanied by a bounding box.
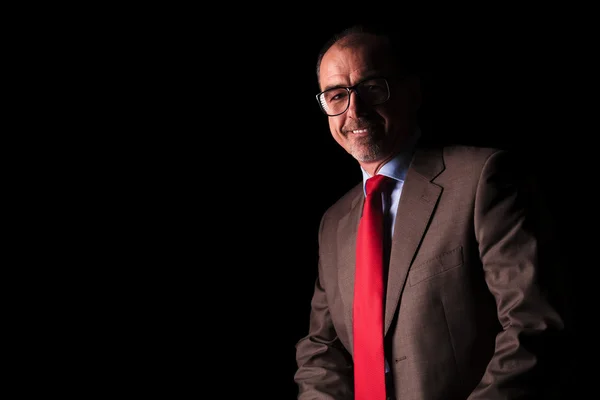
[315,77,391,117]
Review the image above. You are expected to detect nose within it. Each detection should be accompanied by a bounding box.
[346,89,369,117]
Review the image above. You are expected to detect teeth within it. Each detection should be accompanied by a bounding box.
[352,129,368,134]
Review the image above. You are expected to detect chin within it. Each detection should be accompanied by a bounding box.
[352,149,384,163]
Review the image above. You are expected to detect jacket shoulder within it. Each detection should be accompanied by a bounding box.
[442,144,504,165]
[322,182,362,219]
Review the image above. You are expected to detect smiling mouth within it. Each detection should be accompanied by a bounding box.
[345,128,375,138]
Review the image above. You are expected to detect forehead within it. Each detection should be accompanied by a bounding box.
[319,34,393,89]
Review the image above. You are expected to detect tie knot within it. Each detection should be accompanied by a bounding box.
[365,174,391,197]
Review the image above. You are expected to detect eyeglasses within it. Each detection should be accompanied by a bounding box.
[316,77,390,116]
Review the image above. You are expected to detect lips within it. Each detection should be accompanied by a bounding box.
[343,125,378,136]
[345,124,372,131]
[348,128,370,136]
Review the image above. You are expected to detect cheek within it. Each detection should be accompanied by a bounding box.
[377,111,393,130]
[328,118,343,137]
[328,119,347,147]
[381,101,410,127]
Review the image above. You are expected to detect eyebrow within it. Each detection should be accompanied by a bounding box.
[321,73,384,92]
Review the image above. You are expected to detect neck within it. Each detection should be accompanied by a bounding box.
[360,154,395,176]
[360,122,419,176]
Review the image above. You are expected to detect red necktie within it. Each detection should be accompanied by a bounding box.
[353,174,390,400]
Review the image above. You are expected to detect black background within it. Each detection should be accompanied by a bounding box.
[72,9,594,398]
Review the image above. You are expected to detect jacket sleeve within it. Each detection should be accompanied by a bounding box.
[468,149,565,399]
[294,216,354,399]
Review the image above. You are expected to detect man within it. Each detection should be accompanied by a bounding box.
[294,24,564,399]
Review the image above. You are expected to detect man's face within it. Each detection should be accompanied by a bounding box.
[318,34,420,171]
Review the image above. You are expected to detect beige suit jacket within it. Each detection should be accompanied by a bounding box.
[295,144,564,399]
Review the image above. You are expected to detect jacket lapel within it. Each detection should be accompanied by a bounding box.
[384,146,444,335]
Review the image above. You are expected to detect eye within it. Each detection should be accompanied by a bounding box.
[331,92,348,101]
[325,89,348,103]
[365,84,385,93]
